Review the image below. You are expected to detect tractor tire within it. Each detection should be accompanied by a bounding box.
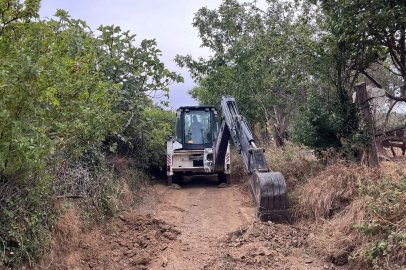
[218,172,225,184]
[225,174,231,185]
[167,175,172,186]
[173,172,184,185]
[218,173,230,184]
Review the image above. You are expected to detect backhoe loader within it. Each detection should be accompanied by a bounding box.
[166,97,290,223]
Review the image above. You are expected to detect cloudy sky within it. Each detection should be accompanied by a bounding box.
[39,0,227,109]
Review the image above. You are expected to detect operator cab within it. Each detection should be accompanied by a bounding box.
[175,106,218,150]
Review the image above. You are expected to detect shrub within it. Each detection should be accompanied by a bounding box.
[0,8,178,266]
[291,157,406,269]
[0,13,119,266]
[292,89,365,158]
[139,107,176,172]
[351,168,406,269]
[264,143,323,190]
[0,176,58,266]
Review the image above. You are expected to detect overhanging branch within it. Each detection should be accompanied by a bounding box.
[361,70,382,88]
[386,91,406,102]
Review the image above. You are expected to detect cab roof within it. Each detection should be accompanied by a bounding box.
[177,105,217,110]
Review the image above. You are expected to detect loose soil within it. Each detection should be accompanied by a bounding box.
[42,175,345,270]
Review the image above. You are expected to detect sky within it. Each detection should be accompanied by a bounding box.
[39,0,225,109]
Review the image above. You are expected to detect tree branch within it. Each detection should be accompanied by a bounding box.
[361,70,382,88]
[386,91,406,102]
[383,100,397,132]
[376,61,402,76]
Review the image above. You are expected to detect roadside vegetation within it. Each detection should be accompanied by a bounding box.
[231,143,406,269]
[284,147,406,269]
[0,0,180,267]
[1,0,406,269]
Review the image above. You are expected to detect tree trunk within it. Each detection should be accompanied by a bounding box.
[354,82,379,167]
[264,112,273,144]
[273,105,289,148]
[401,25,405,88]
[274,125,284,147]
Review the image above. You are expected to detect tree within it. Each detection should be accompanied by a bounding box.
[96,24,183,135]
[311,0,406,91]
[0,9,125,263]
[0,0,40,36]
[176,0,317,145]
[290,14,365,155]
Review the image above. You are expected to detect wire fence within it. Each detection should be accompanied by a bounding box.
[366,86,406,158]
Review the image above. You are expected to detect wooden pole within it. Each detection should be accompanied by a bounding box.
[355,82,379,167]
[401,84,406,97]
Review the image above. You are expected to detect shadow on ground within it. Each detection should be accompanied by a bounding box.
[176,174,219,188]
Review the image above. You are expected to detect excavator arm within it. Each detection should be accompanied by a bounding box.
[213,97,290,223]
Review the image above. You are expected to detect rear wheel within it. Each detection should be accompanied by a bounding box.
[167,175,172,186]
[218,172,225,183]
[218,173,230,184]
[225,174,231,185]
[173,172,184,184]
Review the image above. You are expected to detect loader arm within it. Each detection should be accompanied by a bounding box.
[214,97,291,223]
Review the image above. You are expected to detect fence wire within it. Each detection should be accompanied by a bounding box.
[366,86,406,158]
[367,87,406,136]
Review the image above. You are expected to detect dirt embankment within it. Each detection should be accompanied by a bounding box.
[38,175,340,270]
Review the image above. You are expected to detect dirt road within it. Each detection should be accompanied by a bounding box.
[148,175,255,269]
[46,176,334,270]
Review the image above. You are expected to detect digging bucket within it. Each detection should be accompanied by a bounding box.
[249,171,291,224]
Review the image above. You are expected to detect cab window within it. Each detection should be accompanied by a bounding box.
[175,110,182,144]
[213,112,218,138]
[184,110,211,144]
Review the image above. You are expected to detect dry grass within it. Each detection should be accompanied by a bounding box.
[294,157,406,269]
[32,157,149,269]
[294,160,367,221]
[230,148,248,183]
[231,141,323,188]
[264,142,323,190]
[28,203,90,269]
[302,199,368,267]
[235,140,406,269]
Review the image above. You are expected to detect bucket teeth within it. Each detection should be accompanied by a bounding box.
[249,171,291,224]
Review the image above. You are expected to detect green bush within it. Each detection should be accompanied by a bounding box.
[0,4,181,266]
[352,171,406,269]
[292,89,366,158]
[0,177,57,266]
[0,8,119,267]
[141,108,176,171]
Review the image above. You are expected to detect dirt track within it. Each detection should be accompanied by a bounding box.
[148,175,255,269]
[45,176,337,270]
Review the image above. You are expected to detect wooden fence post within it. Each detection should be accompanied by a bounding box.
[401,84,406,97]
[354,82,379,167]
